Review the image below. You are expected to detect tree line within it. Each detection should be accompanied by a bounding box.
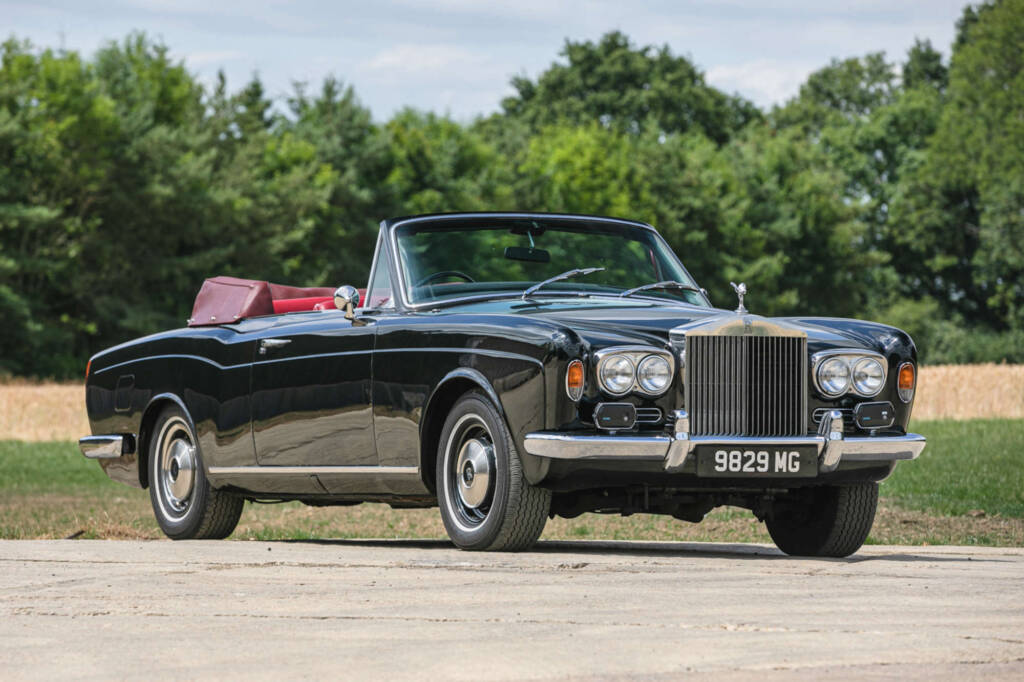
[1,0,1022,378]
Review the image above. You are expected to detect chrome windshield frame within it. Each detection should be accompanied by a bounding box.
[385,213,711,311]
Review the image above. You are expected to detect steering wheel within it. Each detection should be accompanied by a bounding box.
[415,270,476,287]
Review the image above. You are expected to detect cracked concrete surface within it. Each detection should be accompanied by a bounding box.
[1,540,1022,680]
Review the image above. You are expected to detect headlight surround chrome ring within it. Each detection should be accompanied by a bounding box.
[817,357,851,397]
[851,356,885,397]
[636,354,672,394]
[812,349,889,398]
[594,346,676,397]
[598,354,635,395]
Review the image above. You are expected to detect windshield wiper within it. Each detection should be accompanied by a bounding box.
[619,280,700,298]
[522,267,605,299]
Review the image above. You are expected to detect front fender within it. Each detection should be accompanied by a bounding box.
[425,366,551,485]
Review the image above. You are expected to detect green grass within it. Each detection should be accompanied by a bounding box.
[0,440,114,493]
[1,418,1022,544]
[885,419,1024,517]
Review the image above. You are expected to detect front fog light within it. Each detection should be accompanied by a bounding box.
[817,357,851,396]
[852,357,885,396]
[599,355,635,395]
[636,355,671,394]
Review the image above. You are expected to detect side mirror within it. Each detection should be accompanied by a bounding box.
[334,285,360,320]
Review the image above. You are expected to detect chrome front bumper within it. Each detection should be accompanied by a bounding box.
[79,435,128,459]
[79,434,142,489]
[523,410,926,473]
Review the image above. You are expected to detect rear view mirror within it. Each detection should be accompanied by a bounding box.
[504,246,551,263]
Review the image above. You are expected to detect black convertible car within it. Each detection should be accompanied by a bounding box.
[80,212,925,556]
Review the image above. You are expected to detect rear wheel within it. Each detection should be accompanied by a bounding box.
[436,391,550,551]
[148,405,243,539]
[765,483,878,558]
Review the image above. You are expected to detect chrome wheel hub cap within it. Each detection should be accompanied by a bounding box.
[455,437,493,510]
[161,433,196,513]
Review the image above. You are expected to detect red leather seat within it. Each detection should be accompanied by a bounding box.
[272,296,335,314]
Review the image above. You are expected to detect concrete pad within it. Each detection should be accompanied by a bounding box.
[1,539,1022,680]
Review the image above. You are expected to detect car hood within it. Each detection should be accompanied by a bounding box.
[443,297,913,355]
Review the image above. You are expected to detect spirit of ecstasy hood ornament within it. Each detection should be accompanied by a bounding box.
[730,281,748,314]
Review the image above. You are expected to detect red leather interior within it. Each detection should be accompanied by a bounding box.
[189,277,352,327]
[267,282,334,300]
[272,296,335,314]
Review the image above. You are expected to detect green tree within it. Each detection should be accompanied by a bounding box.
[771,47,948,319]
[288,77,393,285]
[720,127,883,317]
[903,38,948,90]
[384,109,512,214]
[501,31,759,144]
[517,123,645,217]
[0,35,335,376]
[890,0,1024,330]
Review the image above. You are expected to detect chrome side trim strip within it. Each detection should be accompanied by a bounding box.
[207,466,420,476]
[79,435,126,459]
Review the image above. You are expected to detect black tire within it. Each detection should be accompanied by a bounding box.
[436,391,550,551]
[765,483,878,558]
[148,405,243,540]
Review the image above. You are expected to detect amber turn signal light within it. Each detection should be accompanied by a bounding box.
[85,358,92,381]
[897,362,915,403]
[566,359,585,401]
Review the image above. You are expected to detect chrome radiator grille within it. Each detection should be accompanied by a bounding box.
[685,335,808,437]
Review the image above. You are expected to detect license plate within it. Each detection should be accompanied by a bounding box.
[696,446,818,478]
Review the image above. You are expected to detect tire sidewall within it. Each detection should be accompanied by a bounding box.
[148,405,211,539]
[436,393,513,549]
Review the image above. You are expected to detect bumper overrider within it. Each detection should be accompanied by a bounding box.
[523,410,926,473]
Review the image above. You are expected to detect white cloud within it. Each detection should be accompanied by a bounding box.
[361,44,480,76]
[4,0,965,119]
[707,60,818,107]
[185,49,244,67]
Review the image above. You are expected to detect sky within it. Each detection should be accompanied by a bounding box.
[5,1,966,121]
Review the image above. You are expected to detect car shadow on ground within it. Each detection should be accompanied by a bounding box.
[281,537,996,563]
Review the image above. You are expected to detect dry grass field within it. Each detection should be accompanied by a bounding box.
[914,364,1024,420]
[0,380,86,441]
[1,364,1022,441]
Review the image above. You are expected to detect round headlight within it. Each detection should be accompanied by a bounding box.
[599,355,635,395]
[817,357,851,396]
[851,357,885,396]
[636,355,671,394]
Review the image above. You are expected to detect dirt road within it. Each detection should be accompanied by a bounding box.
[1,540,1022,680]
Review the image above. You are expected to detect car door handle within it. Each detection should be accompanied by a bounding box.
[259,338,292,354]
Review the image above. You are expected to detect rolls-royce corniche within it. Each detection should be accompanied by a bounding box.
[80,212,925,556]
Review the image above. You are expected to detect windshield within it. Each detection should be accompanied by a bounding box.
[393,218,705,306]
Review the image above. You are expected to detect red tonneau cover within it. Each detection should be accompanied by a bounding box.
[188,276,336,326]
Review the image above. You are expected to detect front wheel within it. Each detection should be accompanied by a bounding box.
[765,482,878,557]
[436,391,550,551]
[148,405,244,539]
